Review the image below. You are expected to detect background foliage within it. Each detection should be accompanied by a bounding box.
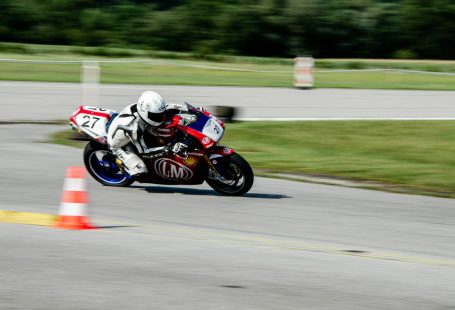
[0,0,454,59]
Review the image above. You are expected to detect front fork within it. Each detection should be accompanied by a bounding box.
[205,146,235,181]
[204,155,225,181]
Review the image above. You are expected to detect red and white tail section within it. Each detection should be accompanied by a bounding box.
[69,106,117,144]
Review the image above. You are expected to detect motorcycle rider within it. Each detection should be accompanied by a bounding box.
[107,90,196,178]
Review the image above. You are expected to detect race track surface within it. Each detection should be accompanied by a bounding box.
[1,124,454,309]
[1,83,454,309]
[1,81,455,121]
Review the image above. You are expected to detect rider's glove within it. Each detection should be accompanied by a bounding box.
[178,115,197,126]
[170,142,188,154]
[165,142,188,157]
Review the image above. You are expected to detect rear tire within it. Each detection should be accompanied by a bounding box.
[83,141,134,187]
[206,153,254,196]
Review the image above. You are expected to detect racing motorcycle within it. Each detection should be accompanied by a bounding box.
[69,103,254,196]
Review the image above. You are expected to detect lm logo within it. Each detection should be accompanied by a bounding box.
[154,158,193,180]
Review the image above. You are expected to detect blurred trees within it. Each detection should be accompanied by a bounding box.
[0,0,454,59]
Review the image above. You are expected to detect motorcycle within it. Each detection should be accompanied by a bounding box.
[69,103,254,196]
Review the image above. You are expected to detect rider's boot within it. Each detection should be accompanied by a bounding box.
[113,148,148,177]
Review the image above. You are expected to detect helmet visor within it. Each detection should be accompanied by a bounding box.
[148,111,164,124]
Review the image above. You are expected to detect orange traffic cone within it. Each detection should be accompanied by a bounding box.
[55,166,95,229]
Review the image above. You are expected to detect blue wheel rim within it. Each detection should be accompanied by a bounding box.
[88,150,132,184]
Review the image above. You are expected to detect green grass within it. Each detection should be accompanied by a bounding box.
[0,62,81,83]
[314,71,455,90]
[221,121,455,197]
[50,130,85,148]
[1,42,455,89]
[54,120,455,198]
[317,59,455,72]
[99,62,291,86]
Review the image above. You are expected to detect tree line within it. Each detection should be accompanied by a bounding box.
[0,0,454,59]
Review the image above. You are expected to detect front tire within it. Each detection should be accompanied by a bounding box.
[206,153,254,196]
[83,141,134,187]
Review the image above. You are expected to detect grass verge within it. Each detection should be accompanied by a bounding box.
[50,129,86,148]
[52,121,455,198]
[1,42,455,89]
[222,121,455,197]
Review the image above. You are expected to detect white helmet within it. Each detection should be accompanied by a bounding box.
[137,91,166,126]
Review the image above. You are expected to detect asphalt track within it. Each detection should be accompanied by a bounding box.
[1,81,455,121]
[1,83,455,309]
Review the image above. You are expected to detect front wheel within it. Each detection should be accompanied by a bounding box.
[206,153,254,196]
[83,141,134,187]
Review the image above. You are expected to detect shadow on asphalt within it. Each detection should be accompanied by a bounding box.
[130,185,291,199]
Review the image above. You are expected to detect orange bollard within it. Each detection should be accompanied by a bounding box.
[55,166,95,229]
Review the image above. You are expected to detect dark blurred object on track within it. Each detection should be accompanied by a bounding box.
[213,106,237,123]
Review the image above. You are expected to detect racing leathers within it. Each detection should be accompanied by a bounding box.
[107,103,194,177]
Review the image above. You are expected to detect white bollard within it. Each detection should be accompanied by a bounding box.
[294,57,314,88]
[81,61,100,106]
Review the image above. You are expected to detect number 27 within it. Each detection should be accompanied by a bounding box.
[82,115,100,128]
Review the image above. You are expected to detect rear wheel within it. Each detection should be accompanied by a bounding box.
[83,141,134,187]
[206,153,254,196]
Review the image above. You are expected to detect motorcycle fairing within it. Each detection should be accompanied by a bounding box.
[208,146,234,158]
[139,150,207,185]
[189,111,224,143]
[70,106,117,144]
[167,111,224,149]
